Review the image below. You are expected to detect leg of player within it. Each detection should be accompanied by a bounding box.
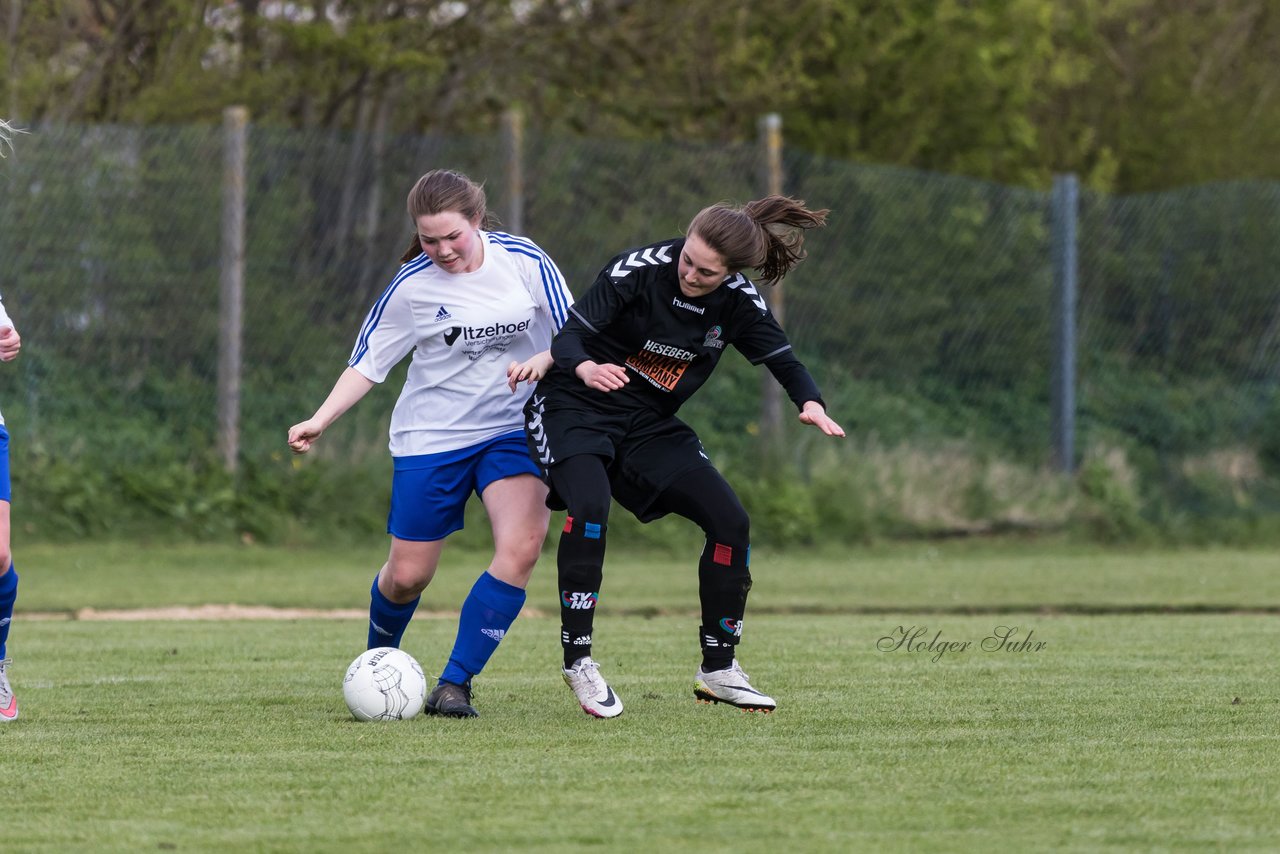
[0,556,15,720]
[0,440,17,723]
[367,537,443,650]
[426,473,548,718]
[656,472,777,713]
[547,454,621,718]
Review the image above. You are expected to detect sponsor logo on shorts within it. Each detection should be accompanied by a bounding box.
[562,591,598,610]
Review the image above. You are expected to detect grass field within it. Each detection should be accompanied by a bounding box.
[4,539,1280,851]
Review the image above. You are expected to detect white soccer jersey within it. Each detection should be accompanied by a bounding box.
[349,232,573,457]
[0,294,11,426]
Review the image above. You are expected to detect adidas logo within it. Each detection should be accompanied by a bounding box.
[481,628,505,642]
[435,306,452,321]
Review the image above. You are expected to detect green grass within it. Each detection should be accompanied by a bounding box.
[15,538,1280,612]
[4,540,1280,850]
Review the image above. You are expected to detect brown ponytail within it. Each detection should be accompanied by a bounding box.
[688,195,829,285]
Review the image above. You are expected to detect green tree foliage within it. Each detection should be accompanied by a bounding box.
[4,0,1278,191]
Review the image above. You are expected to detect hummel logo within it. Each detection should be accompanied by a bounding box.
[673,296,705,314]
[435,306,452,321]
[724,274,768,313]
[481,628,505,641]
[609,244,674,279]
[527,396,554,464]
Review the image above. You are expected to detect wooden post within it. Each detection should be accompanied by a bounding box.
[502,108,524,235]
[5,0,19,118]
[759,113,785,444]
[218,106,247,474]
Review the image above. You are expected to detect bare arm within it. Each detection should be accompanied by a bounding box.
[287,367,377,453]
[507,350,556,392]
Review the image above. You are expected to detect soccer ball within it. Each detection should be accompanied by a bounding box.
[343,647,427,721]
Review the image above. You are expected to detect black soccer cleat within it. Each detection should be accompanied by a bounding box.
[425,679,479,718]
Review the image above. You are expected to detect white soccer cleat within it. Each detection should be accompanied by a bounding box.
[0,658,17,722]
[562,656,623,718]
[694,659,776,713]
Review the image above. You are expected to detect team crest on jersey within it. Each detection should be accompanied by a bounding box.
[703,325,725,349]
[609,244,674,279]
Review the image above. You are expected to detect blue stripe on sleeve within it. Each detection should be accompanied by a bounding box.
[348,255,432,367]
[489,233,571,329]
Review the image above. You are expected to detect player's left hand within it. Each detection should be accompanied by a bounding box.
[799,401,845,437]
[0,326,21,362]
[507,351,554,392]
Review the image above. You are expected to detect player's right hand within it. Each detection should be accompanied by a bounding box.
[287,421,322,454]
[575,360,629,392]
[0,326,21,362]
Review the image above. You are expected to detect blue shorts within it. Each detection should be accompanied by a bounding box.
[0,426,10,503]
[388,430,540,542]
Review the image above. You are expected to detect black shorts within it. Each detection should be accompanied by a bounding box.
[524,393,714,522]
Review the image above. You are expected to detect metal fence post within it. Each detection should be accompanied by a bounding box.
[758,113,784,445]
[218,106,247,475]
[1050,173,1078,474]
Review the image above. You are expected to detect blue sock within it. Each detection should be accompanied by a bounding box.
[439,572,526,686]
[367,574,419,650]
[0,565,16,660]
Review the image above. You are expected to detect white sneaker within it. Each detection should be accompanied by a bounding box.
[562,656,623,718]
[694,659,776,713]
[0,658,17,722]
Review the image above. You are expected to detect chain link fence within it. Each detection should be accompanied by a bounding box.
[2,120,1278,533]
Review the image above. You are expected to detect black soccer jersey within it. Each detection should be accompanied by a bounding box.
[540,237,823,417]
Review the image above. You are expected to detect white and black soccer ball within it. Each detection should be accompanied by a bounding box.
[343,647,427,721]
